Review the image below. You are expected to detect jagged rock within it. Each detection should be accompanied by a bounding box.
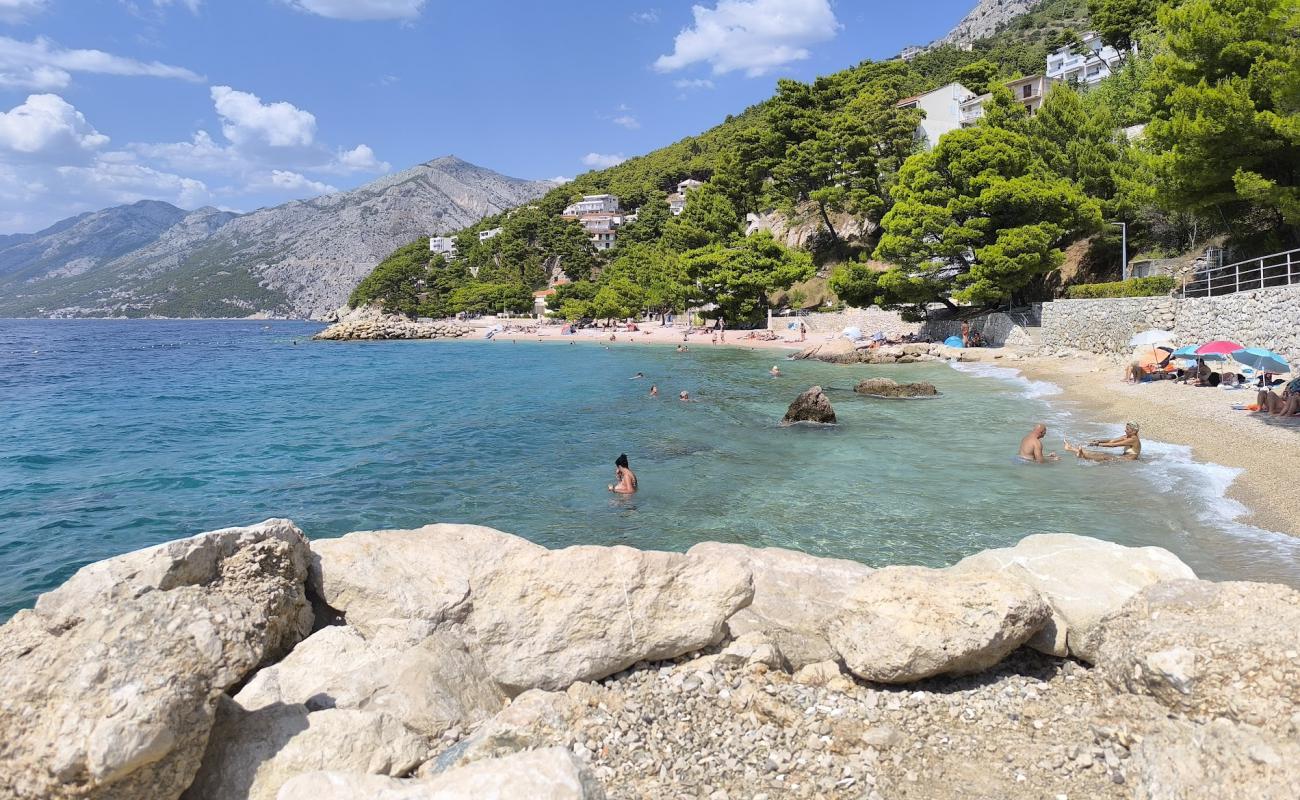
[234,626,506,738]
[854,377,939,397]
[951,533,1196,659]
[467,545,753,693]
[828,566,1050,683]
[428,689,577,774]
[719,631,785,669]
[1129,718,1300,800]
[278,748,605,800]
[309,524,544,637]
[687,542,873,668]
[183,700,427,800]
[781,385,837,425]
[792,660,844,687]
[1091,580,1300,731]
[792,338,867,364]
[0,521,314,800]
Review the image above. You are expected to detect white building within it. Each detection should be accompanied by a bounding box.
[590,230,616,251]
[895,82,975,149]
[959,75,1054,126]
[668,193,686,216]
[676,178,704,194]
[898,45,924,62]
[1046,32,1123,87]
[562,194,621,216]
[428,236,457,258]
[478,227,502,242]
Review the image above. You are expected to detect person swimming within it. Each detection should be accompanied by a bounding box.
[608,453,637,494]
[632,372,644,379]
[770,365,781,376]
[679,390,690,401]
[650,384,658,397]
[1017,423,1058,463]
[1064,423,1142,462]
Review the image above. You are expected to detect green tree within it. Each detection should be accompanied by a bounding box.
[447,282,532,315]
[617,194,671,246]
[1090,0,1161,50]
[873,124,1103,310]
[600,243,693,316]
[348,239,434,317]
[682,231,814,323]
[952,59,1002,95]
[664,184,742,251]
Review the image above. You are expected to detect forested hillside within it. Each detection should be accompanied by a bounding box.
[353,0,1300,323]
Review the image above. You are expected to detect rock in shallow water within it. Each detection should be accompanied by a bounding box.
[854,377,939,397]
[828,565,1050,683]
[781,385,836,425]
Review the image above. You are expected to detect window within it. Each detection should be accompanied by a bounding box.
[1022,84,1032,99]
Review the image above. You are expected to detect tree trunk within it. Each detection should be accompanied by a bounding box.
[816,200,840,243]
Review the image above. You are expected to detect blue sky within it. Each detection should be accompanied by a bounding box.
[0,0,974,233]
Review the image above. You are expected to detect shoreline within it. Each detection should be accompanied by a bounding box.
[1010,354,1299,538]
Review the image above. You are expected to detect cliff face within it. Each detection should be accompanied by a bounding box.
[0,157,555,319]
[937,0,1045,46]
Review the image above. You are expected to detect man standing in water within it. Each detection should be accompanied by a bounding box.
[1065,423,1142,461]
[1018,424,1059,463]
[608,453,637,494]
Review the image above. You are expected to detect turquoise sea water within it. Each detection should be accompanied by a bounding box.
[3,319,1298,620]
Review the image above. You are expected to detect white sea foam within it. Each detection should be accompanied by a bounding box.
[948,361,1062,400]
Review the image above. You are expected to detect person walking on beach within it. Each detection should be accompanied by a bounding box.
[1017,424,1058,463]
[799,321,807,342]
[1064,423,1142,462]
[608,453,638,494]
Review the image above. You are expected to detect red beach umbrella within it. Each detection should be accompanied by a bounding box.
[1195,340,1244,357]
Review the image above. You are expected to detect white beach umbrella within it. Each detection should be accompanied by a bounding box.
[842,326,863,341]
[1128,329,1175,348]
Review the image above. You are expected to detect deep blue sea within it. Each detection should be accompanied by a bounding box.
[3,319,1298,620]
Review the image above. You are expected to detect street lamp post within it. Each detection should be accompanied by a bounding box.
[1110,221,1129,281]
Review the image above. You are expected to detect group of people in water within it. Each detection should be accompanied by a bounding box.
[1018,422,1142,463]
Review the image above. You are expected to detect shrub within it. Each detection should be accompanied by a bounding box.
[1065,276,1175,299]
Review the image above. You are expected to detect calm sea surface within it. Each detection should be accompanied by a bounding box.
[3,319,1297,620]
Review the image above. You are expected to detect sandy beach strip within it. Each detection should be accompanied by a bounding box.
[1015,354,1300,537]
[475,320,807,352]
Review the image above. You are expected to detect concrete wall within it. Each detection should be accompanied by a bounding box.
[1040,286,1300,366]
[769,308,921,338]
[921,310,1038,348]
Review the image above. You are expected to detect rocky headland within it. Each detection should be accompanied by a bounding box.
[2,521,1297,799]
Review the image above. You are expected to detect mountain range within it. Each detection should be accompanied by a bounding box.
[0,157,555,319]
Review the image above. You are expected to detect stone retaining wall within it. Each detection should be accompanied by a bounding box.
[1040,286,1300,365]
[770,308,919,338]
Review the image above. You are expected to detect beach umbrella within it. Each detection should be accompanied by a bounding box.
[943,335,964,348]
[1128,329,1175,348]
[1133,345,1173,367]
[842,326,863,341]
[1196,340,1244,357]
[1231,347,1291,374]
[1172,345,1223,362]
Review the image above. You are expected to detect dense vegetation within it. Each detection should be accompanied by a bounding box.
[352,0,1300,323]
[1064,275,1177,298]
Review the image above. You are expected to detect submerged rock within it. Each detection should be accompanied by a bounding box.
[0,520,313,800]
[781,385,837,425]
[828,566,1050,683]
[854,376,939,397]
[951,533,1196,660]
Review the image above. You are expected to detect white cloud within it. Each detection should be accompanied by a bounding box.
[55,159,209,206]
[130,129,243,172]
[0,0,47,24]
[0,94,109,156]
[653,0,840,77]
[249,169,337,195]
[153,0,203,12]
[285,0,425,20]
[612,115,640,130]
[550,175,572,184]
[325,143,391,174]
[631,9,659,24]
[674,78,715,90]
[211,85,316,147]
[0,35,204,91]
[582,152,627,168]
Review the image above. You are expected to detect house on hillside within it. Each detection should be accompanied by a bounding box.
[563,194,621,216]
[898,45,924,61]
[478,227,502,242]
[667,179,705,216]
[1046,32,1123,87]
[429,236,457,258]
[959,74,1053,125]
[896,82,976,149]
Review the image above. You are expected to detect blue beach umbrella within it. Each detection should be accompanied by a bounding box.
[943,335,964,348]
[1171,345,1223,362]
[1231,347,1291,374]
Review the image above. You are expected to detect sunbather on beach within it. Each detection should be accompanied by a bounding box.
[1258,377,1300,415]
[608,453,638,494]
[1064,423,1142,461]
[1018,424,1059,463]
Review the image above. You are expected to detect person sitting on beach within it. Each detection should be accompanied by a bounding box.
[1064,423,1142,462]
[1018,424,1059,463]
[969,330,983,347]
[608,453,638,494]
[770,365,781,376]
[1257,377,1300,416]
[650,384,659,397]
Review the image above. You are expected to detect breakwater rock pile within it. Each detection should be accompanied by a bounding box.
[2,523,1298,799]
[314,316,474,341]
[793,339,1023,366]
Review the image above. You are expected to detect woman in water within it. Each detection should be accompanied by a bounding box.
[1064,423,1142,461]
[608,453,638,494]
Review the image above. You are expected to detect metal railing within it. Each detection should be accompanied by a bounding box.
[1179,248,1300,297]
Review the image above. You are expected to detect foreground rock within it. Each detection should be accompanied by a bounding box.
[793,338,1007,364]
[854,377,939,397]
[1091,580,1300,731]
[952,533,1196,659]
[828,566,1050,683]
[1129,718,1300,800]
[279,748,605,800]
[0,520,313,800]
[687,542,874,668]
[781,385,837,424]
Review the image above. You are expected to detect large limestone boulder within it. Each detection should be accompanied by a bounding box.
[184,700,427,800]
[429,689,577,773]
[234,626,506,738]
[951,533,1196,659]
[0,521,313,800]
[467,545,753,693]
[792,338,864,364]
[828,566,1050,683]
[1091,580,1300,730]
[277,748,605,800]
[1129,718,1300,800]
[854,377,939,398]
[687,542,874,668]
[309,524,544,636]
[781,385,837,425]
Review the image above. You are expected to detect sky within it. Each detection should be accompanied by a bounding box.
[0,0,975,234]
